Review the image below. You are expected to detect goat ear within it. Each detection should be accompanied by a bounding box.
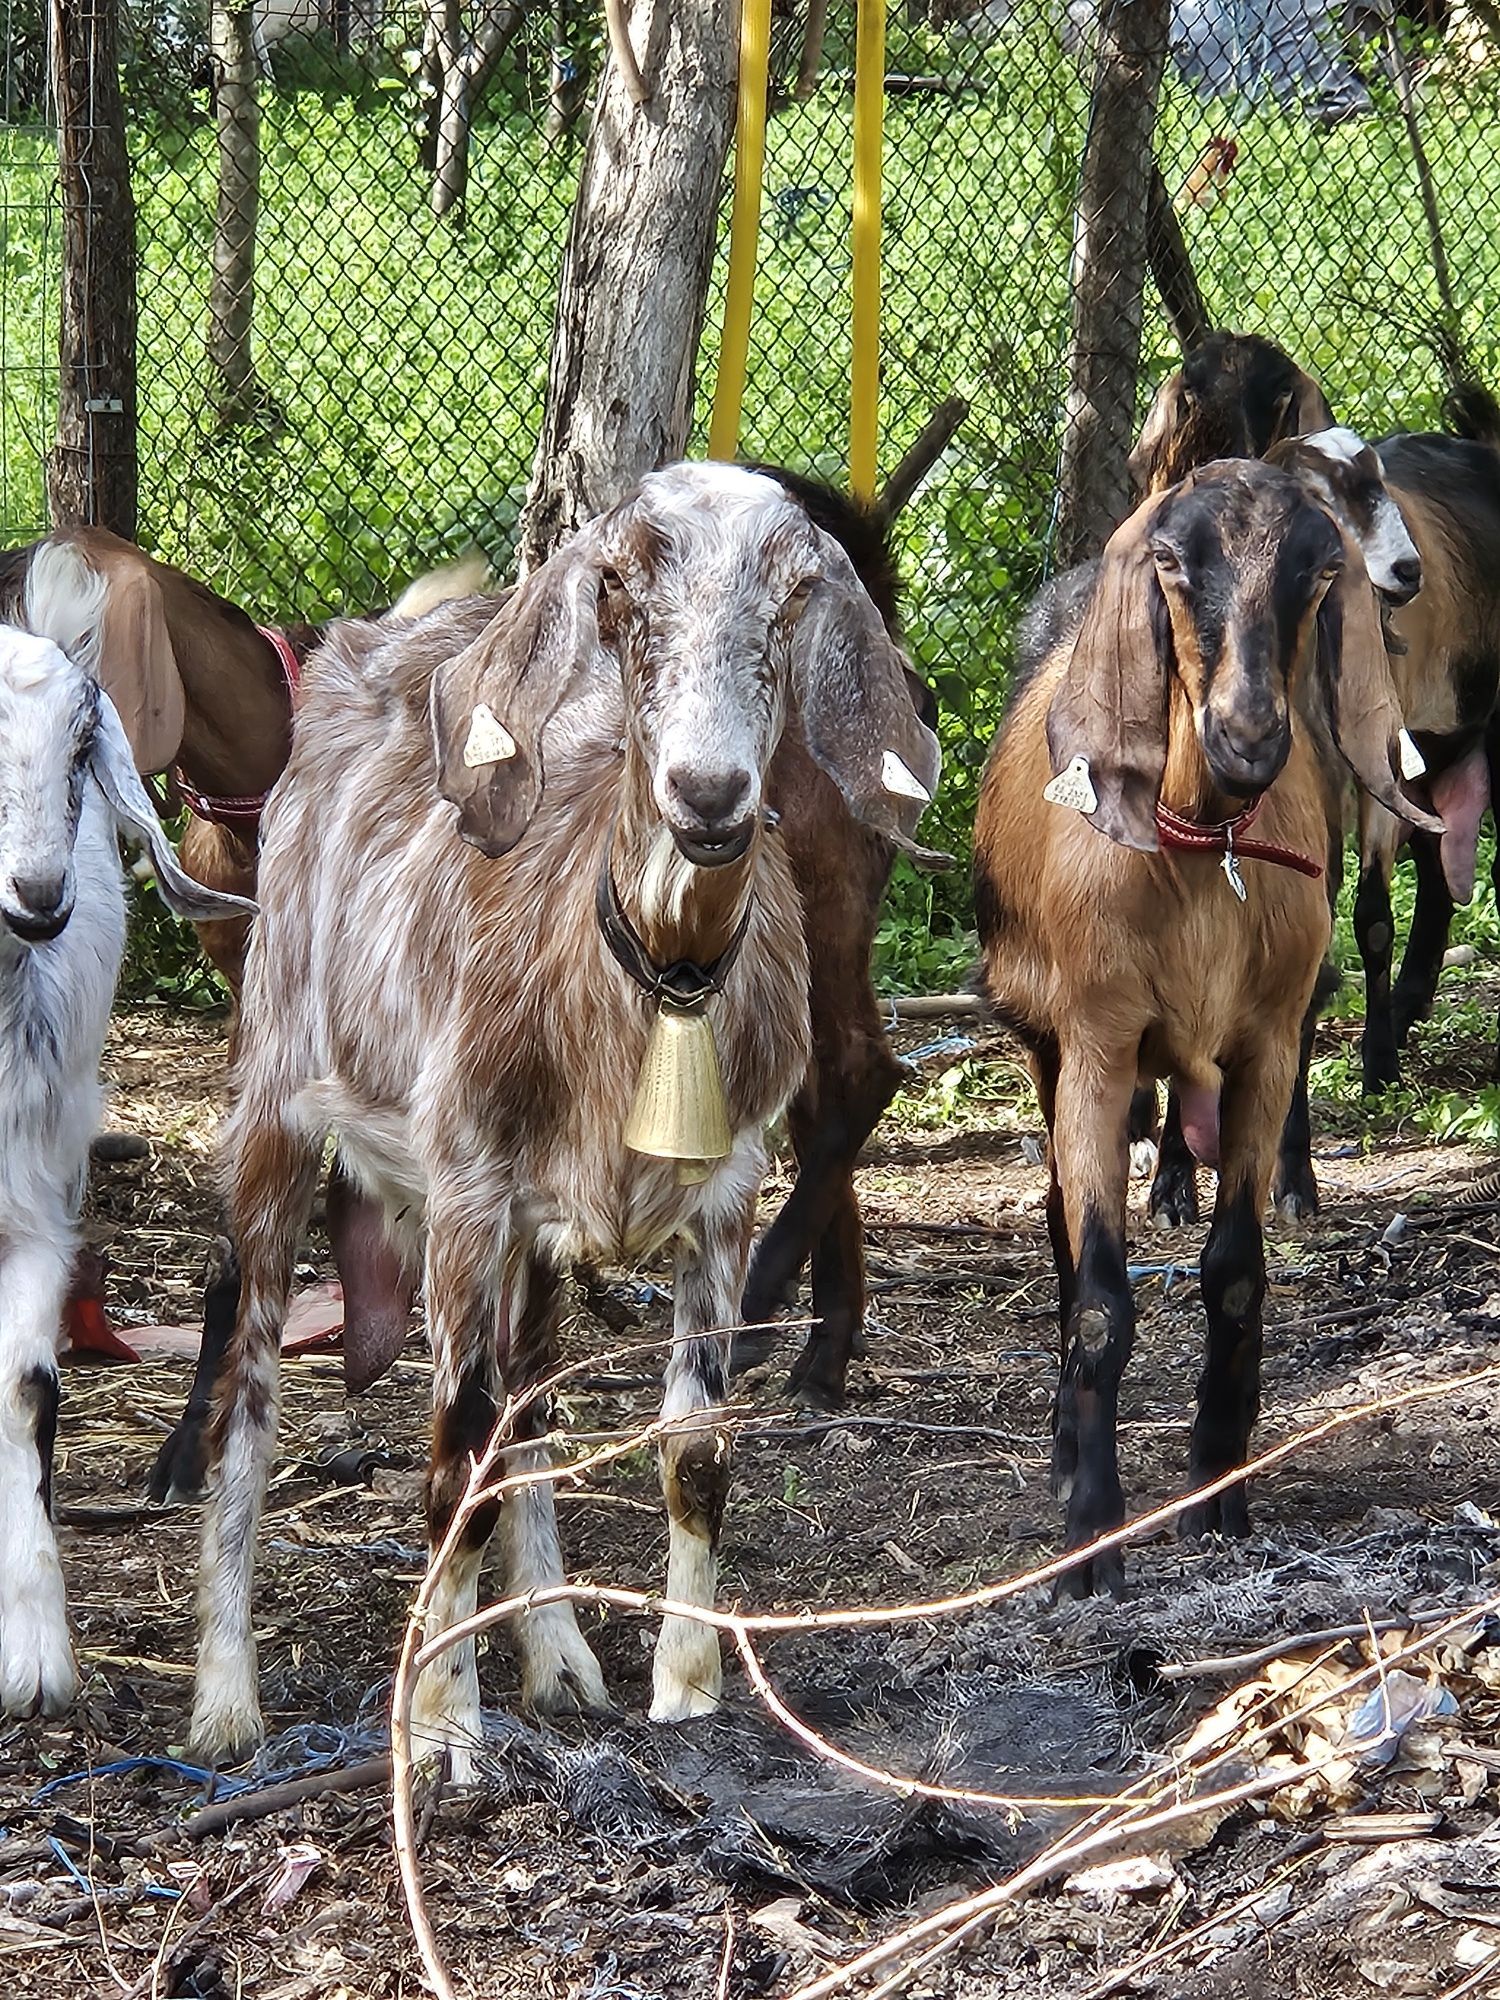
[1316,541,1444,835]
[1045,506,1171,853]
[790,531,945,863]
[1128,375,1185,497]
[429,556,597,858]
[90,690,258,921]
[1276,369,1336,443]
[89,547,187,773]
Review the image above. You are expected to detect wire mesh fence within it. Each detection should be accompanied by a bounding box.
[3,0,1500,942]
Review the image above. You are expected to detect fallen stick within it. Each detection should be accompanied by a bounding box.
[1156,1604,1482,1682]
[889,993,983,1020]
[180,1757,392,1839]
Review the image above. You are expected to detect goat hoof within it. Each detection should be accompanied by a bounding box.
[1148,1181,1198,1229]
[1360,1048,1400,1095]
[1271,1175,1320,1224]
[146,1424,208,1504]
[1053,1547,1125,1600]
[1180,1488,1251,1540]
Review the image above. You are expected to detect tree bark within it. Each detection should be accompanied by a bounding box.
[796,0,830,97]
[520,0,738,568]
[1054,0,1171,568]
[48,0,138,535]
[208,0,263,419]
[425,0,522,219]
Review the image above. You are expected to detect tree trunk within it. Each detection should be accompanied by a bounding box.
[425,0,522,218]
[207,0,263,419]
[48,0,138,535]
[1054,0,1170,567]
[795,0,829,97]
[521,0,738,568]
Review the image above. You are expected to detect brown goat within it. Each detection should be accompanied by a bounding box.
[974,461,1436,1588]
[1129,330,1334,500]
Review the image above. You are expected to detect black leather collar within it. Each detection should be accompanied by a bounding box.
[595,854,753,1011]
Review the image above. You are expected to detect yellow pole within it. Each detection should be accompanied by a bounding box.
[708,0,773,463]
[849,0,886,503]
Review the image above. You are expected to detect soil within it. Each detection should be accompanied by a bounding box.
[2,989,1500,2000]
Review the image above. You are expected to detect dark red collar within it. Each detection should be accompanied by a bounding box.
[176,624,302,829]
[1155,797,1323,883]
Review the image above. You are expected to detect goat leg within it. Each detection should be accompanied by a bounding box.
[1146,1089,1200,1228]
[0,1231,77,1718]
[1270,957,1339,1221]
[1354,852,1401,1094]
[1049,1048,1136,1598]
[652,1199,750,1722]
[785,1184,865,1410]
[146,1239,241,1502]
[191,1116,321,1765]
[1391,829,1455,1049]
[1183,1047,1289,1538]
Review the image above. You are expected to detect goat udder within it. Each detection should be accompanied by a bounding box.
[1175,1079,1221,1168]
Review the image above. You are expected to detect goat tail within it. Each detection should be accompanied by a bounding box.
[23,539,108,669]
[1442,378,1500,448]
[389,548,491,621]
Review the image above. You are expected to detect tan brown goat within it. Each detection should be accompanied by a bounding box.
[974,460,1438,1589]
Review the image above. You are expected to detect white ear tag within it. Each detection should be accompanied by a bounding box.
[1398,729,1426,780]
[462,702,518,769]
[1042,755,1098,815]
[881,749,932,804]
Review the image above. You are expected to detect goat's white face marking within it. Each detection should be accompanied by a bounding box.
[1299,428,1422,601]
[462,702,517,767]
[603,465,818,865]
[0,629,99,943]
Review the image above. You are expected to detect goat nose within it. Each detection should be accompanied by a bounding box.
[13,872,66,917]
[1391,556,1422,593]
[666,766,752,829]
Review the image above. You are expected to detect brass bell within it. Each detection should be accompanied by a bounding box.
[624,1001,733,1172]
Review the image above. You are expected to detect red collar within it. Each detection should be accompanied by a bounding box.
[176,624,301,829]
[1155,796,1323,882]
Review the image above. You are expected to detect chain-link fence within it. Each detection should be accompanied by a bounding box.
[3,0,1499,961]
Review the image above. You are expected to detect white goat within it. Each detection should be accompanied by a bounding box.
[0,546,253,1718]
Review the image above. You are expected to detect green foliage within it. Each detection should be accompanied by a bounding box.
[7,15,1500,999]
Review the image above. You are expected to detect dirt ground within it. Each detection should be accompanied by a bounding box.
[3,986,1500,2000]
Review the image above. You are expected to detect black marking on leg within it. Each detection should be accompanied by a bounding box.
[1271,982,1328,1220]
[1053,1204,1134,1597]
[1391,831,1454,1047]
[1185,1178,1264,1539]
[148,1244,241,1502]
[23,1366,60,1518]
[430,1367,501,1550]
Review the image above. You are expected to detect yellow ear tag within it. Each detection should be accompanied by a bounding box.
[1043,755,1098,815]
[463,702,518,769]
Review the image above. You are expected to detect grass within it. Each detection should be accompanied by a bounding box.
[3,9,1500,1006]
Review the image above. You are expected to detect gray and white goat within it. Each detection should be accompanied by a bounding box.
[0,546,252,1717]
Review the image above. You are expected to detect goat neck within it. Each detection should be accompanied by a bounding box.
[606,752,761,974]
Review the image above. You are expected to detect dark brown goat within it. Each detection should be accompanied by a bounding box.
[975,462,1436,1587]
[1129,330,1334,499]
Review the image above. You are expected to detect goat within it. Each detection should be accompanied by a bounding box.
[1129,330,1334,499]
[187,461,940,1766]
[0,547,252,1717]
[148,475,935,1515]
[974,460,1436,1589]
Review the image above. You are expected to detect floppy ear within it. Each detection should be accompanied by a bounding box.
[1274,368,1335,444]
[1128,374,1187,498]
[791,530,946,863]
[1316,538,1445,835]
[1045,502,1172,853]
[90,690,257,921]
[90,547,187,774]
[428,549,599,858]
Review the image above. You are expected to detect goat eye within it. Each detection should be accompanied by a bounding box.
[1151,546,1182,577]
[598,565,628,600]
